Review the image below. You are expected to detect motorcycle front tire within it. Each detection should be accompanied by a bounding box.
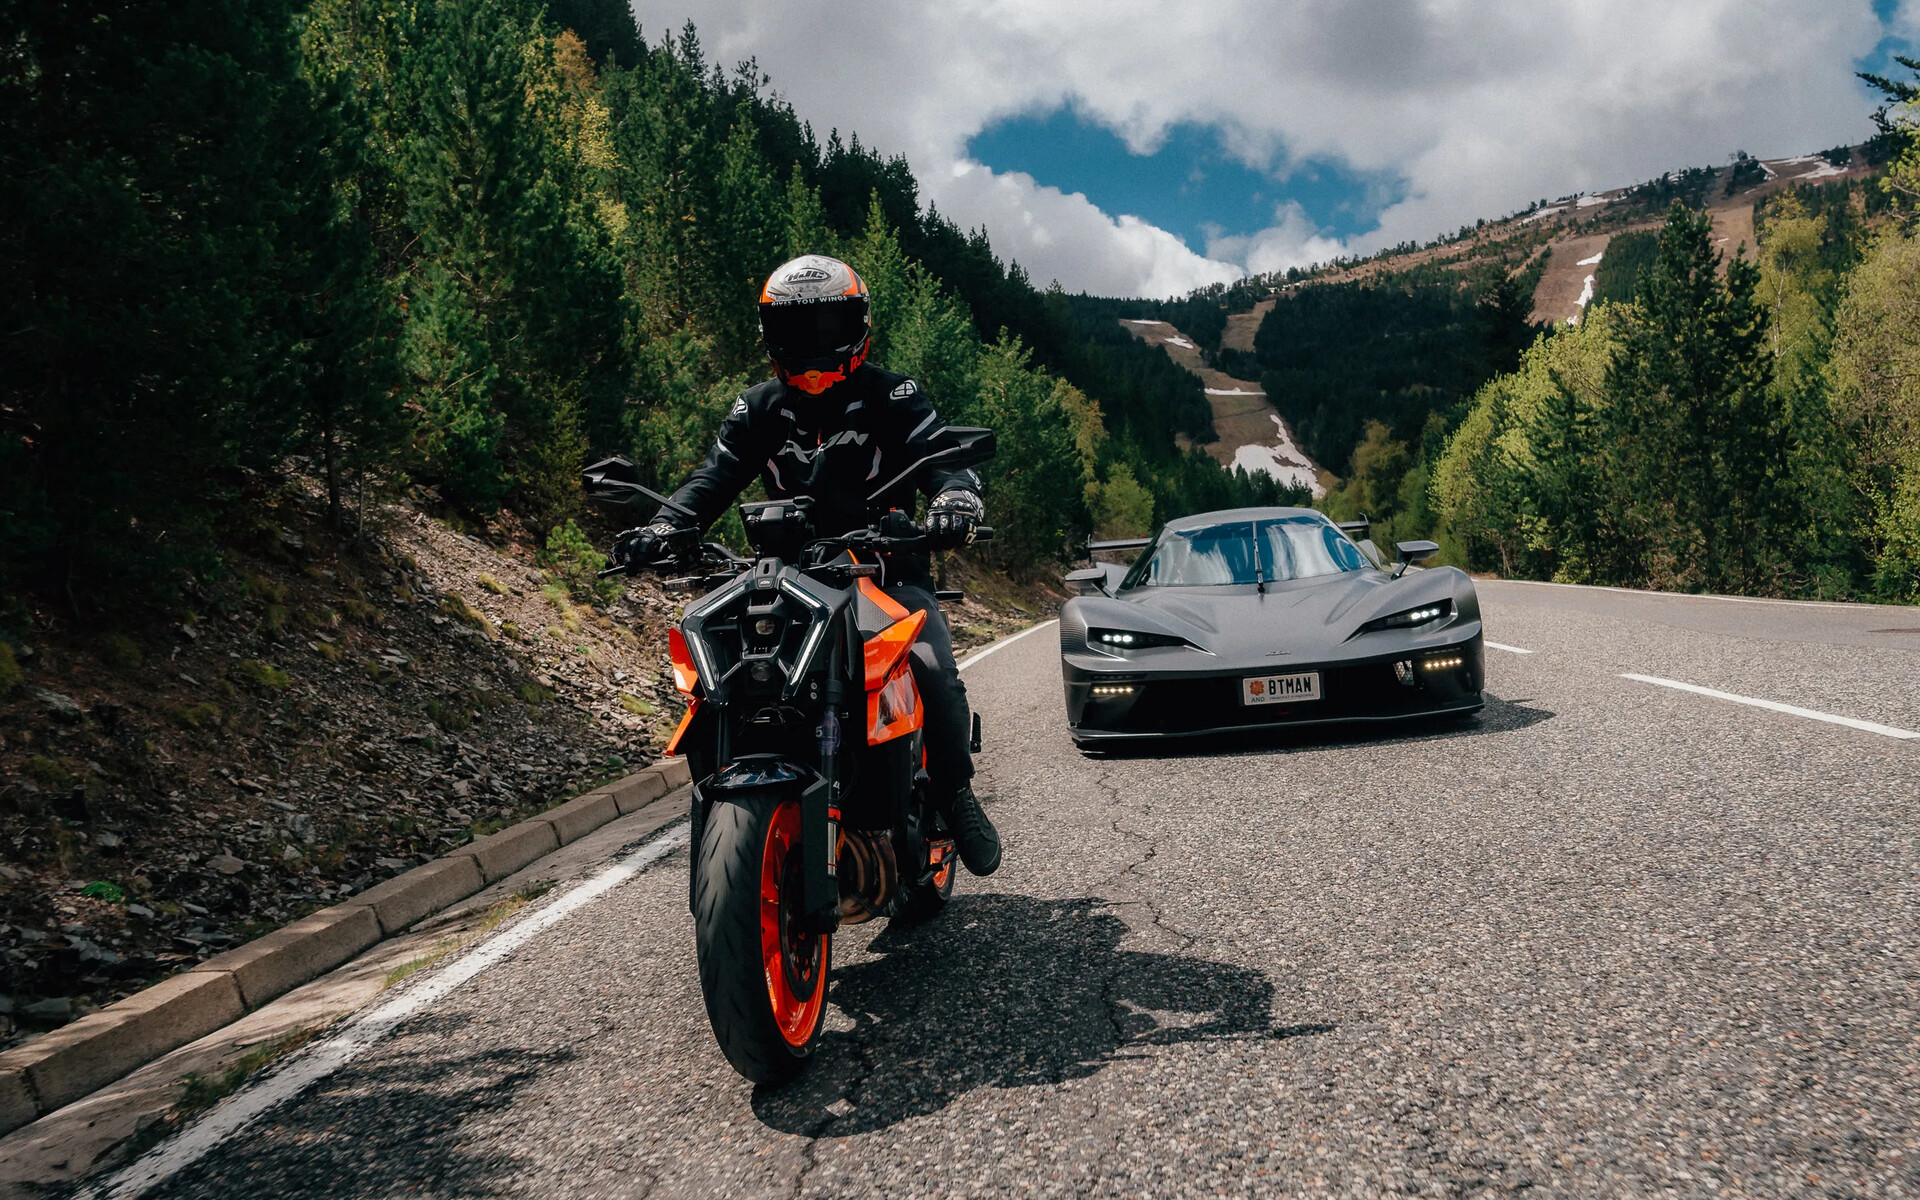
[693,794,829,1084]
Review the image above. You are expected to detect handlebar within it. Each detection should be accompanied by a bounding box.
[601,524,994,581]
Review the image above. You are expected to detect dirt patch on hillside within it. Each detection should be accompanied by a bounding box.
[1221,298,1275,353]
[1530,232,1615,326]
[1120,319,1321,494]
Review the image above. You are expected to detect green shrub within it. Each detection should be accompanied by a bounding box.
[438,593,495,637]
[426,697,472,732]
[540,521,620,606]
[99,632,144,672]
[0,643,22,695]
[233,659,290,689]
[173,702,222,729]
[476,572,508,595]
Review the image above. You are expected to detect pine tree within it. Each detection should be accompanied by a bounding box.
[712,102,789,367]
[1602,204,1779,591]
[1,0,316,596]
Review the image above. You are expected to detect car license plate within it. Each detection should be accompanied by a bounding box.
[1242,672,1320,705]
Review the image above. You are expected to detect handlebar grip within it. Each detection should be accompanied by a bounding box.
[972,526,994,543]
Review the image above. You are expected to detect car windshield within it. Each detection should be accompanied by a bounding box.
[1120,515,1370,589]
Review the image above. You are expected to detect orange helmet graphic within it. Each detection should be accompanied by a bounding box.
[758,255,871,395]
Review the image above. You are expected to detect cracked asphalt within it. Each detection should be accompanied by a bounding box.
[134,582,1920,1199]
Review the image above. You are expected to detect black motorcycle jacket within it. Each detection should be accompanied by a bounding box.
[664,365,982,581]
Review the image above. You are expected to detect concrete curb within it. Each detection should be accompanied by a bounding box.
[0,756,690,1137]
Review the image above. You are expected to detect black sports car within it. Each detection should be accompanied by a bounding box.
[1060,507,1484,743]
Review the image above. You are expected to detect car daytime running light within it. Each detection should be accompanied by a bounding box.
[1361,598,1454,633]
[1090,684,1136,697]
[1420,654,1464,670]
[1088,628,1188,651]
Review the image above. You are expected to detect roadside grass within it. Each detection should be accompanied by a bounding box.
[173,1026,322,1119]
[381,879,557,989]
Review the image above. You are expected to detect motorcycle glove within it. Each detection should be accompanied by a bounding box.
[925,489,984,550]
[612,519,693,572]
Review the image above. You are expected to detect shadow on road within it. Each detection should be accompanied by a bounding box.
[751,894,1332,1137]
[141,1011,571,1200]
[1078,692,1555,761]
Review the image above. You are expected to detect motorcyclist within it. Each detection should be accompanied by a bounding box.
[612,254,1002,876]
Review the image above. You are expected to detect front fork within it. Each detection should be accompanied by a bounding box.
[801,679,852,931]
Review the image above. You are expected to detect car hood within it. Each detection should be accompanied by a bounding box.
[1064,567,1478,663]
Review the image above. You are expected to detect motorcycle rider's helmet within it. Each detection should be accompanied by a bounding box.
[758,255,871,395]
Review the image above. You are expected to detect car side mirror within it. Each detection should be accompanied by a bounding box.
[1392,539,1439,579]
[1065,567,1109,597]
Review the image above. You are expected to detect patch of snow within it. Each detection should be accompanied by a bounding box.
[1567,273,1597,326]
[1576,194,1608,208]
[1228,412,1324,497]
[1205,387,1264,396]
[1796,161,1847,180]
[1576,250,1605,266]
[1120,319,1167,327]
[1523,206,1569,224]
[1757,160,1777,180]
[1163,335,1196,349]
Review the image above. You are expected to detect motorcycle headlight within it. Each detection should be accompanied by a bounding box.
[1359,598,1454,633]
[779,579,829,698]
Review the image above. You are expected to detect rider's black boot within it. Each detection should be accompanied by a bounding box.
[942,785,1001,876]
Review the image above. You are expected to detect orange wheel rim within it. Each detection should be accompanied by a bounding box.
[759,800,826,1048]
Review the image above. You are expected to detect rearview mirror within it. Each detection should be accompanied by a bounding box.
[1065,567,1109,597]
[1391,539,1439,578]
[864,426,998,504]
[582,456,697,521]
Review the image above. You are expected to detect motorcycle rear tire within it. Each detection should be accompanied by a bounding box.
[694,795,829,1084]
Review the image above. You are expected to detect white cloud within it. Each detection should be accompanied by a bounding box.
[646,0,1896,295]
[1203,203,1346,278]
[938,162,1242,297]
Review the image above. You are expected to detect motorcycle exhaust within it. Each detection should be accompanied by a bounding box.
[835,828,898,924]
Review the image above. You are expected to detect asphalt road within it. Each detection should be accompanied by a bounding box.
[117,581,1919,1198]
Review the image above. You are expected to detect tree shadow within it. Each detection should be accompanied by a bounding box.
[751,894,1332,1137]
[1079,692,1555,761]
[142,1012,572,1200]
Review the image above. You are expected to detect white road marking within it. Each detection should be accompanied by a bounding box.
[1485,641,1534,654]
[957,619,1058,672]
[1621,674,1919,741]
[1486,577,1896,612]
[83,827,691,1200]
[92,616,1050,1196]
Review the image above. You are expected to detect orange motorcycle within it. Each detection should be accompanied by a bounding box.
[585,427,994,1082]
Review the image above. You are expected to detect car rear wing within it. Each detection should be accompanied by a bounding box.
[1086,536,1152,557]
[1336,515,1370,538]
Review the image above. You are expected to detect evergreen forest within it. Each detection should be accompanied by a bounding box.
[0,0,1289,614]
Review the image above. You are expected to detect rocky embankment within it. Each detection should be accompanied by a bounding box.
[0,493,685,1049]
[0,488,1053,1052]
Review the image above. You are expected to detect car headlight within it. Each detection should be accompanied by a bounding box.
[1087,627,1191,652]
[1359,598,1453,633]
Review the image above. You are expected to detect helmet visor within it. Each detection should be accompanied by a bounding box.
[760,298,867,362]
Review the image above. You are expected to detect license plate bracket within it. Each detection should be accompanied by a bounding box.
[1241,672,1321,706]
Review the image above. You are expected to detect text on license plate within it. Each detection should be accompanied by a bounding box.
[1242,672,1321,705]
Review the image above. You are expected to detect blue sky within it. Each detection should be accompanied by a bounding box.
[1864,0,1918,77]
[967,108,1404,254]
